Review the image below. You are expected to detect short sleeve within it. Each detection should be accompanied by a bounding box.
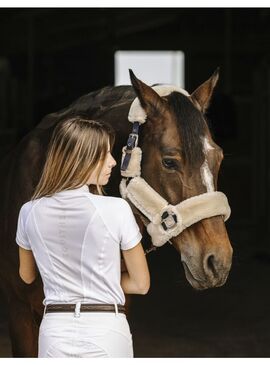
[120,200,142,250]
[16,204,31,250]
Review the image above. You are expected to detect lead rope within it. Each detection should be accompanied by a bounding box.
[144,245,157,256]
[144,239,173,256]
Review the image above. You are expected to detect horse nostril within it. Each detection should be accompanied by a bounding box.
[205,254,218,278]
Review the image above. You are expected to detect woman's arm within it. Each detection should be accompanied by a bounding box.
[121,242,150,295]
[19,247,37,284]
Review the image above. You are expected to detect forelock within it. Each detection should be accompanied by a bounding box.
[167,91,207,167]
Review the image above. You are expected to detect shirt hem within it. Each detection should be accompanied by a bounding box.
[16,240,32,251]
[121,232,142,250]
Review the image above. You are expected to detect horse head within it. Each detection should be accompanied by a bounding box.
[128,70,233,290]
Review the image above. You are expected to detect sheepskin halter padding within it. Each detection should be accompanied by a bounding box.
[128,85,190,124]
[120,177,230,247]
[120,84,231,247]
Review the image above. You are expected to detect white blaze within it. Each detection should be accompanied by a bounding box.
[200,137,215,192]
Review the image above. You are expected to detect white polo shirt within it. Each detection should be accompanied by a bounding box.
[16,185,142,306]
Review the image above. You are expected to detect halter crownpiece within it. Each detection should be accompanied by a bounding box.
[120,84,231,248]
[128,85,190,124]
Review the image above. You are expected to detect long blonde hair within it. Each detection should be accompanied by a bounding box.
[31,116,115,200]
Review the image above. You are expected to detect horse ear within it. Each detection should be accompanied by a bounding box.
[129,69,166,119]
[191,68,219,113]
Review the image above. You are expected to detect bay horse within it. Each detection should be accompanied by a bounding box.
[0,70,233,357]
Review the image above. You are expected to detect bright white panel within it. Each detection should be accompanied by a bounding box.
[114,51,185,88]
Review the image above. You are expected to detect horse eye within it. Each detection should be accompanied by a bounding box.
[162,158,177,169]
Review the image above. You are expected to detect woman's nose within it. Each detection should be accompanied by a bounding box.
[110,155,117,167]
[112,157,117,167]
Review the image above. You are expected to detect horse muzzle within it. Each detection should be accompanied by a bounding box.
[173,216,233,290]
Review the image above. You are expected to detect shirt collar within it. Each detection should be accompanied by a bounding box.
[55,184,90,196]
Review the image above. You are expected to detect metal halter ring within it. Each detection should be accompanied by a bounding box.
[161,210,178,231]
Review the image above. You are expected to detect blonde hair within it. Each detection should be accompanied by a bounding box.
[31,116,115,200]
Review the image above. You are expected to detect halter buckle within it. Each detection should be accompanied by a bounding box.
[127,133,138,149]
[161,210,178,231]
[121,121,140,172]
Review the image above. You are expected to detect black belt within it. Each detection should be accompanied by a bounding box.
[45,303,125,314]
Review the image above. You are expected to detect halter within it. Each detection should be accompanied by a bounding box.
[120,85,231,253]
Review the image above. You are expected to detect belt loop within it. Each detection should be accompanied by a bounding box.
[43,304,47,317]
[74,301,81,318]
[114,303,119,316]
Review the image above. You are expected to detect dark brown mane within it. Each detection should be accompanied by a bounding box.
[69,85,136,116]
[37,85,136,129]
[167,91,207,168]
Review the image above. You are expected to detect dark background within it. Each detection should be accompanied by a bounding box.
[0,7,270,357]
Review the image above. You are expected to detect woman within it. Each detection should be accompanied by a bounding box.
[16,116,150,358]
